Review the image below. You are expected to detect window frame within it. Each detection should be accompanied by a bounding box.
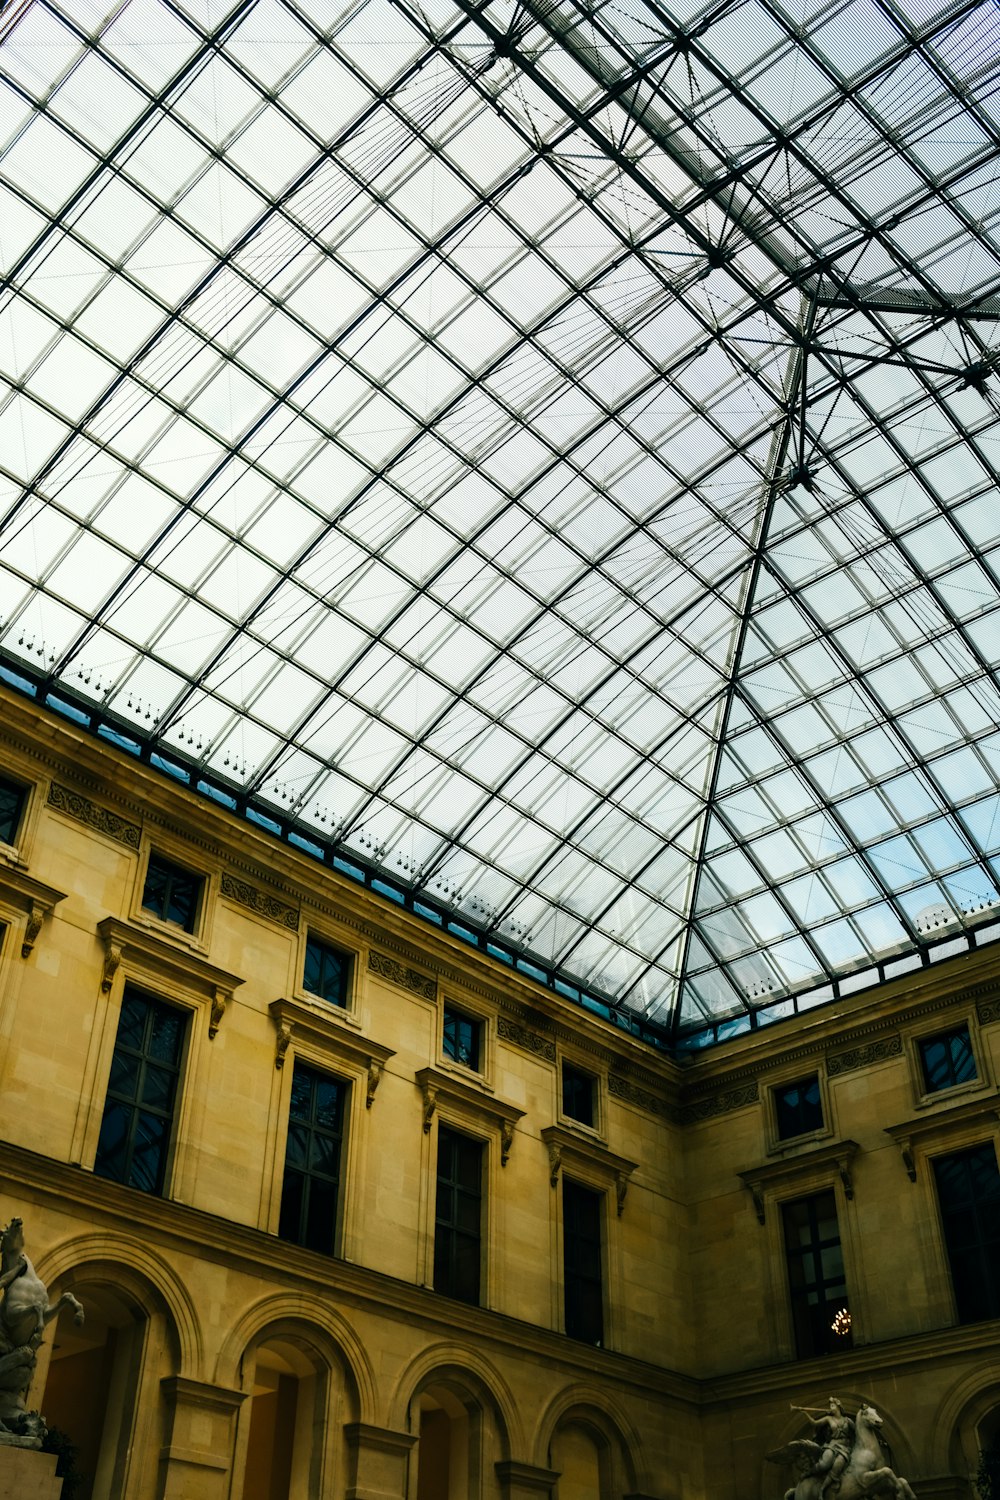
[781,1187,853,1359]
[0,773,29,853]
[278,1058,350,1257]
[291,919,362,1027]
[433,1122,485,1306]
[131,837,217,951]
[263,996,395,1259]
[93,984,188,1198]
[441,1001,483,1074]
[302,931,353,1011]
[557,1049,604,1138]
[562,1175,605,1346]
[931,1139,1000,1325]
[763,1061,833,1154]
[906,1012,989,1108]
[773,1073,825,1142]
[437,990,494,1086]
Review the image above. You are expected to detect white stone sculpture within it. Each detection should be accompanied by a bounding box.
[0,1217,83,1447]
[768,1397,917,1500]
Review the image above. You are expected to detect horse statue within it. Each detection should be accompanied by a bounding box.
[0,1216,83,1445]
[767,1397,917,1500]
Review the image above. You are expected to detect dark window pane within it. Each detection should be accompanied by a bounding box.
[278,1062,346,1256]
[781,1190,850,1358]
[303,936,349,1008]
[774,1076,823,1139]
[94,989,185,1198]
[434,1126,482,1305]
[920,1026,976,1093]
[563,1178,603,1344]
[443,1007,480,1070]
[142,854,201,934]
[0,778,27,847]
[934,1143,1000,1323]
[562,1063,595,1127]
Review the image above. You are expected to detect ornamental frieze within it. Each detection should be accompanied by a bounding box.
[47,782,140,849]
[681,1080,759,1124]
[827,1034,902,1076]
[608,1073,676,1120]
[221,871,299,931]
[496,1014,556,1062]
[368,949,436,1001]
[977,995,1000,1025]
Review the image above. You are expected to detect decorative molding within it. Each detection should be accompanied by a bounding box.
[884,1095,1000,1179]
[608,1072,677,1121]
[682,1080,759,1124]
[977,995,1000,1025]
[738,1139,860,1224]
[221,870,298,931]
[828,1034,902,1076]
[96,916,243,1038]
[540,1125,637,1214]
[496,1013,556,1062]
[268,996,395,1094]
[47,781,140,848]
[0,868,65,959]
[415,1066,524,1162]
[368,949,436,1001]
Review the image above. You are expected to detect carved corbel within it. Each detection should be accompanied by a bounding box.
[547,1140,562,1187]
[421,1080,438,1133]
[101,939,123,993]
[748,1184,765,1225]
[366,1059,382,1109]
[208,988,228,1040]
[500,1118,514,1167]
[274,1019,294,1070]
[21,900,45,959]
[615,1171,629,1216]
[838,1158,854,1200]
[895,1136,916,1181]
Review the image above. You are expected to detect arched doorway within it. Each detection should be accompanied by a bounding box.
[413,1382,479,1500]
[41,1274,174,1500]
[238,1334,328,1500]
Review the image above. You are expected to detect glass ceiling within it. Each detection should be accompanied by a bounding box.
[1,0,999,1046]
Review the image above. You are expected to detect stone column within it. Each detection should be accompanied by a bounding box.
[345,1421,417,1499]
[158,1376,246,1500]
[495,1459,560,1498]
[0,1446,63,1499]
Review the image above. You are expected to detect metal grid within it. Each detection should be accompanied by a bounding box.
[1,0,998,1045]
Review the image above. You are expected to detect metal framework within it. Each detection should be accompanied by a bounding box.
[1,0,998,1047]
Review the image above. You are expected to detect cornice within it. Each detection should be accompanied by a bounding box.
[0,866,66,958]
[269,996,395,1098]
[5,1140,696,1407]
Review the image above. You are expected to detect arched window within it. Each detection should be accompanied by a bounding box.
[413,1383,480,1500]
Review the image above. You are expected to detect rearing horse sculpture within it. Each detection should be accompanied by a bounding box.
[768,1401,917,1500]
[0,1216,83,1434]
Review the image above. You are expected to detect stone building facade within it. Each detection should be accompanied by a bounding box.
[0,683,997,1498]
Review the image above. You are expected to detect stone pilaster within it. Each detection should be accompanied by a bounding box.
[345,1421,417,1499]
[158,1376,245,1500]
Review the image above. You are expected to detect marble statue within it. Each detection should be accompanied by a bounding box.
[768,1397,917,1500]
[0,1216,83,1447]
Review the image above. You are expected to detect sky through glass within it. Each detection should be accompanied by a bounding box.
[1,0,999,1045]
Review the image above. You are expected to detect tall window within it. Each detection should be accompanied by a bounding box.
[563,1178,603,1345]
[279,1062,347,1254]
[434,1126,482,1305]
[142,853,201,933]
[774,1076,823,1140]
[782,1190,851,1357]
[0,776,26,846]
[95,988,186,1195]
[920,1026,976,1093]
[933,1143,1000,1323]
[303,935,350,1008]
